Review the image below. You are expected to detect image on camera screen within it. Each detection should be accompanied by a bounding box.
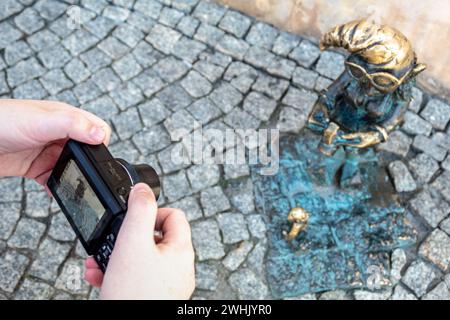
[55,160,106,241]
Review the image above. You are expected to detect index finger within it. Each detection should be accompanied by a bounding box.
[155,207,192,250]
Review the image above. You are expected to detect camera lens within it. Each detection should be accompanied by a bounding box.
[115,159,160,200]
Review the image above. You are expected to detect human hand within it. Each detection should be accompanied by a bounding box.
[0,99,111,184]
[84,183,195,300]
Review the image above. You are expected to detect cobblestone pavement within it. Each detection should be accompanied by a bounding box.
[0,0,449,300]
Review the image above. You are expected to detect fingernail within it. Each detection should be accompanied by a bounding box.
[133,183,150,194]
[90,126,105,141]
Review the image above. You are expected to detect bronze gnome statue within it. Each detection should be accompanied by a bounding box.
[307,19,426,187]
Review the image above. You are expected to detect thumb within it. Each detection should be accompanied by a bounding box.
[118,183,158,244]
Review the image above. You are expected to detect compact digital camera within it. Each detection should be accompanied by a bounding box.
[47,139,160,272]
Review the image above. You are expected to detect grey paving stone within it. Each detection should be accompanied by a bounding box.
[164,109,200,141]
[431,132,450,151]
[187,164,220,192]
[243,91,277,122]
[191,219,225,261]
[0,202,21,240]
[181,70,213,98]
[50,89,79,107]
[194,22,225,47]
[0,250,29,293]
[113,24,144,48]
[224,108,260,130]
[132,41,162,69]
[84,16,118,39]
[34,0,68,20]
[157,143,190,174]
[228,268,269,299]
[377,130,413,157]
[162,171,192,202]
[0,0,23,21]
[390,285,417,300]
[431,170,450,204]
[7,57,45,88]
[74,79,102,105]
[193,1,226,25]
[402,260,439,297]
[176,15,200,37]
[422,281,450,300]
[246,214,267,239]
[315,51,345,80]
[225,178,255,214]
[0,72,8,95]
[410,189,448,228]
[246,22,278,50]
[172,37,206,64]
[440,217,450,236]
[82,0,108,14]
[40,69,73,96]
[223,153,250,179]
[48,212,76,242]
[134,0,163,19]
[132,70,166,98]
[209,82,243,113]
[420,99,450,130]
[98,36,130,60]
[388,161,417,192]
[442,155,450,171]
[91,68,121,93]
[217,212,250,244]
[2,25,22,58]
[146,24,182,54]
[156,84,192,112]
[81,95,120,121]
[223,240,253,271]
[200,186,231,217]
[419,229,450,271]
[102,5,130,21]
[152,56,190,83]
[412,135,447,162]
[390,248,407,284]
[266,57,296,79]
[188,97,222,124]
[292,66,319,90]
[14,279,54,300]
[315,76,333,92]
[169,196,203,222]
[138,98,171,127]
[408,153,439,184]
[13,79,48,100]
[80,48,113,73]
[354,288,392,300]
[14,8,44,34]
[282,86,318,113]
[272,31,301,56]
[4,41,33,66]
[52,291,74,300]
[109,140,144,164]
[48,17,72,38]
[409,87,423,113]
[224,61,259,94]
[132,124,171,155]
[401,111,433,136]
[26,191,51,218]
[171,0,200,12]
[252,73,289,100]
[216,35,249,60]
[218,10,251,38]
[112,53,143,81]
[319,290,351,300]
[0,177,22,202]
[8,218,46,250]
[127,11,157,33]
[159,6,185,27]
[109,82,144,110]
[64,59,91,84]
[62,29,100,56]
[289,40,320,68]
[195,262,218,290]
[55,258,90,295]
[244,46,276,70]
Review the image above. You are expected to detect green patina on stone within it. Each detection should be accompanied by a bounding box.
[250,130,416,298]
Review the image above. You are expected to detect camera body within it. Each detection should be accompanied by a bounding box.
[47,140,160,272]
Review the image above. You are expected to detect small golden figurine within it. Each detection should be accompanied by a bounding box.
[284,207,309,241]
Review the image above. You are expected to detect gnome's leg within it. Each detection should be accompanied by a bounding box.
[340,146,362,187]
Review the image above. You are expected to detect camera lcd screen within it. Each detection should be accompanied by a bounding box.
[55,159,106,241]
